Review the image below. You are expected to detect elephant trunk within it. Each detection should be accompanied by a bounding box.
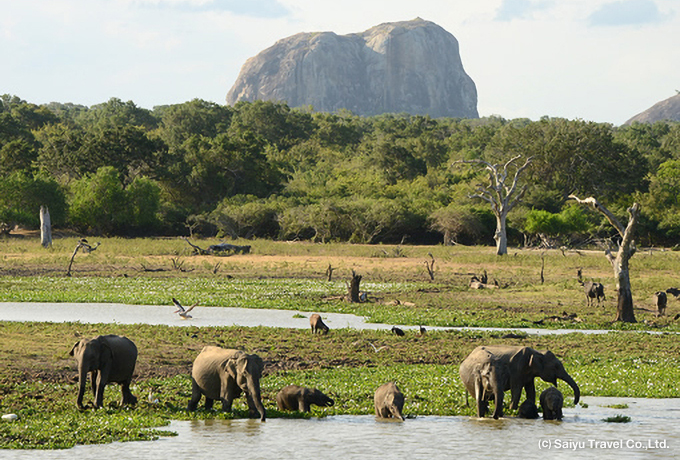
[560,372,580,406]
[248,376,266,422]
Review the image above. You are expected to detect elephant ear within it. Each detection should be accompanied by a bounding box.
[237,355,249,375]
[69,340,82,357]
[513,347,534,373]
[251,354,264,373]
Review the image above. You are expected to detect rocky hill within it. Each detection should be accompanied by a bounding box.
[226,18,478,118]
[625,93,680,124]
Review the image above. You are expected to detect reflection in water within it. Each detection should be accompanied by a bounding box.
[3,398,679,459]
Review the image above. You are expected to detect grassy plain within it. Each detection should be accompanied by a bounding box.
[1,234,680,448]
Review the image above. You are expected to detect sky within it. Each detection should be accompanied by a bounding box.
[2,0,678,125]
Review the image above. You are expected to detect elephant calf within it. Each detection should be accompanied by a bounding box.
[540,386,564,421]
[374,382,405,421]
[188,346,266,421]
[518,399,539,419]
[69,334,138,409]
[276,385,334,412]
[310,314,329,334]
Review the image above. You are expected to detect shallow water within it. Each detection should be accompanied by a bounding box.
[0,302,607,335]
[3,397,679,459]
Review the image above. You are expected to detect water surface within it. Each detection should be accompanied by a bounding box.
[3,397,678,459]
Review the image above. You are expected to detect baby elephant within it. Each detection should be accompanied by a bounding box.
[310,313,329,334]
[540,386,564,421]
[374,382,405,421]
[276,385,334,412]
[518,399,539,419]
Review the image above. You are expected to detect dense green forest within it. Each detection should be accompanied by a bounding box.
[2,94,680,247]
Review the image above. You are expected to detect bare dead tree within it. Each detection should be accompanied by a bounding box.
[40,206,52,248]
[66,239,99,277]
[540,251,546,284]
[424,253,435,281]
[455,156,533,255]
[326,263,335,282]
[570,194,639,323]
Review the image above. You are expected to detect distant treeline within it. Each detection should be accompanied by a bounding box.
[2,94,680,246]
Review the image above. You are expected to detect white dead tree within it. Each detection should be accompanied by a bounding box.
[40,206,52,248]
[456,155,533,256]
[569,194,638,323]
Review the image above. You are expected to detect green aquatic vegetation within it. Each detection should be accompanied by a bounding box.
[604,403,629,409]
[603,415,631,423]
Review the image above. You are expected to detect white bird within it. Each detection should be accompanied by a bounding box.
[172,297,198,319]
[368,342,388,353]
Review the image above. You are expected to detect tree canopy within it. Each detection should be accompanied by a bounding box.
[1,94,678,246]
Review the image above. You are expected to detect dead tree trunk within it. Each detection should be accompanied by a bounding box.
[570,195,639,323]
[66,239,98,277]
[40,206,52,248]
[424,254,435,281]
[347,270,362,303]
[455,156,533,256]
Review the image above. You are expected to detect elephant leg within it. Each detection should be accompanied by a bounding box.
[187,379,202,411]
[524,381,537,406]
[205,397,215,410]
[492,393,504,419]
[121,380,137,406]
[94,373,106,408]
[90,370,98,398]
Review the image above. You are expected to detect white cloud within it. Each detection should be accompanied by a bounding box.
[494,0,554,21]
[588,0,670,26]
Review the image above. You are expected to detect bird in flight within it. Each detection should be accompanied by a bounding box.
[172,298,198,319]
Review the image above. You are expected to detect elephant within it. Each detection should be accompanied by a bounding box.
[188,346,266,421]
[276,385,335,412]
[69,334,138,409]
[540,386,564,421]
[517,399,539,419]
[374,382,405,421]
[310,314,329,334]
[459,345,579,415]
[459,350,509,419]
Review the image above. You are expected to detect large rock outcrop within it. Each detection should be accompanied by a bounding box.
[226,18,478,118]
[625,93,680,124]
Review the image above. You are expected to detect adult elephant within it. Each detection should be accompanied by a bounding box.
[459,346,579,415]
[69,334,138,409]
[276,385,334,412]
[188,346,266,421]
[459,350,509,419]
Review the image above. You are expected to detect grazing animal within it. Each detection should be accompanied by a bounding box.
[276,385,334,412]
[654,291,667,316]
[539,386,564,421]
[374,382,405,421]
[309,313,329,334]
[666,287,680,298]
[518,399,539,419]
[391,326,405,336]
[577,269,606,306]
[172,298,197,319]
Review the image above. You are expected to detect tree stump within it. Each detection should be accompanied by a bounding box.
[347,270,362,303]
[40,206,52,248]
